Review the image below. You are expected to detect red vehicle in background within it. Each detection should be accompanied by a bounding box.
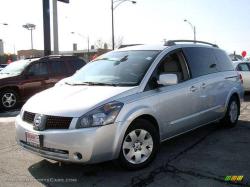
[0,55,86,110]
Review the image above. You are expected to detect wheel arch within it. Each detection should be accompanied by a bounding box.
[128,114,160,136]
[113,111,161,159]
[225,90,241,115]
[0,86,20,96]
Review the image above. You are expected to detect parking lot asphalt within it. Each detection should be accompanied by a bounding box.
[0,96,250,187]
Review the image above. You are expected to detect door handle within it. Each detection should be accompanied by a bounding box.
[201,83,206,89]
[190,86,198,92]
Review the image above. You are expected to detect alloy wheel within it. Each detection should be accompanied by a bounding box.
[2,92,17,108]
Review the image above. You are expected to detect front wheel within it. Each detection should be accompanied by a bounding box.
[118,119,159,170]
[220,96,240,128]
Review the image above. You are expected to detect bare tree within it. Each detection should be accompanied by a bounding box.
[94,39,105,49]
[115,36,124,49]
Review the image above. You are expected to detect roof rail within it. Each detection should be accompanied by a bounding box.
[165,40,218,48]
[118,44,143,49]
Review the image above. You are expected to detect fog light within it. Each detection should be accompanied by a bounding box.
[73,152,82,160]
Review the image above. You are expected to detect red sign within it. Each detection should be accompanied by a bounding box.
[241,51,247,58]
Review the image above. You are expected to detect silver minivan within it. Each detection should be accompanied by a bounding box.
[15,40,244,169]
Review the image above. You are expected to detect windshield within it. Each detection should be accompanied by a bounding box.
[67,50,160,86]
[0,59,35,75]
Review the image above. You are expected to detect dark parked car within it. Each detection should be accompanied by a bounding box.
[0,64,8,71]
[0,55,86,110]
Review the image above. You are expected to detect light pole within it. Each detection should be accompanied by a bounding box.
[0,23,8,26]
[22,23,36,49]
[71,32,90,62]
[111,0,136,50]
[0,23,14,55]
[184,19,196,41]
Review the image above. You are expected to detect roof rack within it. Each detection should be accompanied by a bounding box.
[165,40,218,48]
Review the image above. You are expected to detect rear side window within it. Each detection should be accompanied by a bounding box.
[28,62,48,76]
[237,63,250,71]
[183,47,219,78]
[70,59,86,71]
[213,49,234,71]
[50,61,67,74]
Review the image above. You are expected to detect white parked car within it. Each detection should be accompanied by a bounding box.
[233,61,250,91]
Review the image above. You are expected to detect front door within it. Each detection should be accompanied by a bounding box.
[20,61,49,100]
[144,50,202,138]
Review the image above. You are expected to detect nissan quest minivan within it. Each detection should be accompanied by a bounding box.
[15,40,244,169]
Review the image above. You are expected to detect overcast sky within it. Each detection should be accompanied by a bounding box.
[0,0,250,56]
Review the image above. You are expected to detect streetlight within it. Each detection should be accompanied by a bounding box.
[184,19,196,41]
[0,23,8,26]
[0,23,8,55]
[22,23,36,50]
[71,32,90,62]
[111,0,136,50]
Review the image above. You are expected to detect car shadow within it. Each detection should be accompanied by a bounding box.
[0,103,23,117]
[244,92,250,102]
[0,109,20,117]
[27,159,143,187]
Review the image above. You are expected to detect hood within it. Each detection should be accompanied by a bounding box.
[0,73,19,80]
[23,85,138,117]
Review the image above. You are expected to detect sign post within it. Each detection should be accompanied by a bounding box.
[43,0,69,56]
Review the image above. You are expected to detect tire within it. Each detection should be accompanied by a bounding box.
[220,96,240,128]
[118,119,160,170]
[0,89,19,111]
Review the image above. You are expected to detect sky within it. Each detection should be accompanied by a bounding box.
[0,0,250,56]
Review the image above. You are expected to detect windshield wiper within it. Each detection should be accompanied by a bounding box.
[65,82,90,86]
[65,82,118,86]
[81,82,118,86]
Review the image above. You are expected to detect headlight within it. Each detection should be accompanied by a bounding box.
[76,101,124,129]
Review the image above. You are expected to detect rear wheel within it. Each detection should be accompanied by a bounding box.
[119,119,159,170]
[220,96,240,128]
[0,89,19,110]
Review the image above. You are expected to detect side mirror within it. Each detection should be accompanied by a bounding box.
[157,74,178,86]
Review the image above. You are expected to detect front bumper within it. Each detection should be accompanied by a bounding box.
[15,115,122,164]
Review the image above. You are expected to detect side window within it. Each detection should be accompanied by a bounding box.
[214,49,234,71]
[183,47,219,78]
[146,51,189,90]
[28,62,48,76]
[50,61,67,75]
[158,53,187,82]
[237,63,250,71]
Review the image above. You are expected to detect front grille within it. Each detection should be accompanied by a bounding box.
[46,116,72,129]
[22,111,72,130]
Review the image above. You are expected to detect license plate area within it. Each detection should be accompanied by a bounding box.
[25,132,43,147]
